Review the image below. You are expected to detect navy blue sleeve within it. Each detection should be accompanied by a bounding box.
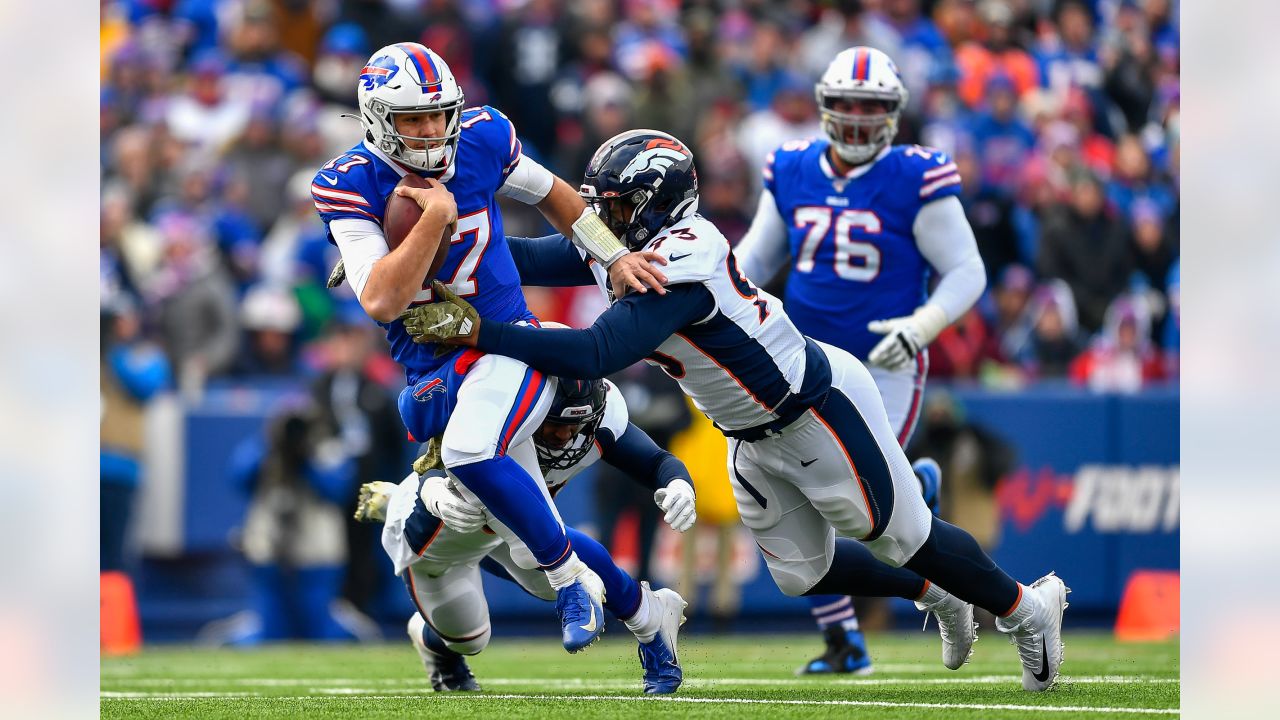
[506,234,597,287]
[597,422,691,492]
[476,282,715,378]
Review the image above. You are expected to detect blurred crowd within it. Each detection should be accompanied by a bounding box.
[100,0,1180,396]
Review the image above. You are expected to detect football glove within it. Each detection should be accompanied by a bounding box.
[353,481,398,523]
[654,478,697,533]
[412,436,444,476]
[420,472,487,534]
[867,304,948,372]
[401,281,479,345]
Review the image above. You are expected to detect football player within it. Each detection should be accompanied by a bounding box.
[313,42,665,652]
[734,46,987,675]
[355,372,696,694]
[403,129,1069,692]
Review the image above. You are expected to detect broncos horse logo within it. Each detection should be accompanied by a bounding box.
[359,55,400,91]
[620,140,688,186]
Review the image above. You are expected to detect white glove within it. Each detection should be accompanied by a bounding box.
[420,472,487,534]
[654,478,697,532]
[867,303,948,371]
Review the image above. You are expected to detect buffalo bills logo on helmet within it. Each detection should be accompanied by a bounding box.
[359,55,400,91]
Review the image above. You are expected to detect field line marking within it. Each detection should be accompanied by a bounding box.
[102,675,1180,688]
[101,691,1180,714]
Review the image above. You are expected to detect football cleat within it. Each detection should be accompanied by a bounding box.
[995,573,1070,691]
[555,573,606,653]
[916,590,977,670]
[637,583,687,694]
[797,625,874,675]
[353,481,397,523]
[913,458,943,517]
[407,614,481,692]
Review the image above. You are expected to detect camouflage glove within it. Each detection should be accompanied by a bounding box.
[326,259,347,289]
[353,481,397,523]
[400,281,480,345]
[412,436,445,476]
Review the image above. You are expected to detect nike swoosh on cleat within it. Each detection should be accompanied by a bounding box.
[1032,637,1051,682]
[320,173,339,185]
[579,603,598,633]
[800,458,818,467]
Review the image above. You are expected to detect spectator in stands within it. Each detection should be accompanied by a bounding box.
[880,0,955,116]
[967,73,1037,198]
[221,1,308,108]
[1037,172,1132,333]
[488,0,567,160]
[1108,134,1177,219]
[224,101,294,232]
[1019,280,1084,379]
[1129,198,1177,310]
[954,0,1039,110]
[955,144,1020,281]
[1035,1,1107,133]
[990,264,1037,363]
[232,284,303,378]
[799,0,901,82]
[734,72,821,198]
[165,50,250,153]
[613,0,689,83]
[1070,293,1167,393]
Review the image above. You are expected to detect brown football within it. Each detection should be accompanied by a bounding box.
[383,174,454,282]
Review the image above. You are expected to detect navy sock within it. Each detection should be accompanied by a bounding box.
[803,538,929,600]
[419,619,463,659]
[903,516,1020,615]
[449,455,570,569]
[567,527,641,620]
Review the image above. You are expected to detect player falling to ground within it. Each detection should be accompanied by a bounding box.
[401,129,1070,691]
[734,46,985,676]
[313,42,665,652]
[354,372,695,694]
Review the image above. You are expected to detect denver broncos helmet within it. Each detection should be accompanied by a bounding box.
[579,130,699,250]
[535,377,608,471]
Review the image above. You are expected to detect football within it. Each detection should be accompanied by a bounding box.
[383,174,454,281]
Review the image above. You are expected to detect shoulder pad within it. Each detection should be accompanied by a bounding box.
[894,145,962,203]
[312,155,381,223]
[599,380,629,438]
[644,215,728,286]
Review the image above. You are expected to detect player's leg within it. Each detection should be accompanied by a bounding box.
[403,562,486,691]
[435,353,605,651]
[486,531,687,695]
[819,343,1068,688]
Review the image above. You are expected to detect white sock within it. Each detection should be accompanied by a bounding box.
[839,616,860,633]
[623,586,659,643]
[918,581,949,606]
[544,553,585,590]
[1001,583,1038,625]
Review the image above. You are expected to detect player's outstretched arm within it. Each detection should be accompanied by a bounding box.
[735,188,791,287]
[598,422,696,533]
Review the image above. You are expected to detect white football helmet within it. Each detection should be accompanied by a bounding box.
[816,46,909,165]
[356,42,465,172]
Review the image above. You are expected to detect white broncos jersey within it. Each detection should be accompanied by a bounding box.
[588,214,813,431]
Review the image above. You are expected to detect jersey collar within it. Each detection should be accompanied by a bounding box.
[819,144,890,183]
[362,139,458,184]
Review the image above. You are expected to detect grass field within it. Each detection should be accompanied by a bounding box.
[101,631,1179,719]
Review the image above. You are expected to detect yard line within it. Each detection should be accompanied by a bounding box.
[103,675,1180,688]
[101,691,1180,715]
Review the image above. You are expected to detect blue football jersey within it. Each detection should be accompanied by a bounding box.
[763,139,962,359]
[313,105,533,383]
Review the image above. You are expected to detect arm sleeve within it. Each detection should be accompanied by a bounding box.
[507,234,597,287]
[330,217,390,301]
[497,153,556,205]
[476,283,716,378]
[597,422,692,491]
[913,196,987,322]
[734,188,791,286]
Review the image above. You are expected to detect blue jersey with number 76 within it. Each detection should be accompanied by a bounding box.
[312,105,533,383]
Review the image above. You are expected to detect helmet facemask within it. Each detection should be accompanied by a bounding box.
[581,187,656,251]
[534,412,605,471]
[817,89,902,166]
[367,95,465,172]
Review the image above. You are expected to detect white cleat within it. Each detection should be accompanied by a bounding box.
[996,573,1070,691]
[638,583,687,694]
[916,591,977,670]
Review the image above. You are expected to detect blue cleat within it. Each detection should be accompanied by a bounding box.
[913,457,943,516]
[408,614,481,692]
[555,574,606,653]
[638,584,687,694]
[798,625,874,675]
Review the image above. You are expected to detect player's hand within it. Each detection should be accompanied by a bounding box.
[412,436,444,475]
[420,471,487,534]
[866,316,925,371]
[353,481,398,523]
[867,304,948,371]
[608,251,668,299]
[326,259,347,289]
[401,281,480,346]
[654,478,697,532]
[395,177,458,224]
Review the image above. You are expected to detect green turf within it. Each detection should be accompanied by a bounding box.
[101,631,1179,719]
